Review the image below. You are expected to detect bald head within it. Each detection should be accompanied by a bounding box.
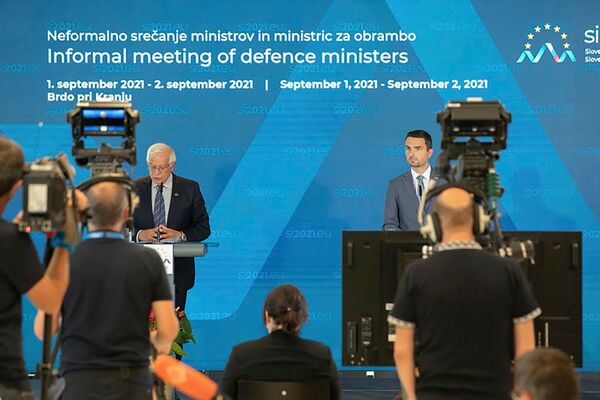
[434,187,474,239]
[86,182,128,230]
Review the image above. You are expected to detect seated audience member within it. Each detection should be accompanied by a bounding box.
[513,348,579,400]
[219,284,340,399]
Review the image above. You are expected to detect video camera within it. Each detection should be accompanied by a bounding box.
[68,101,141,237]
[435,98,508,206]
[424,98,534,262]
[18,154,75,233]
[68,100,139,176]
[18,101,140,234]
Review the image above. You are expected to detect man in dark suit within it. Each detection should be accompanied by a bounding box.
[134,143,210,310]
[383,130,436,231]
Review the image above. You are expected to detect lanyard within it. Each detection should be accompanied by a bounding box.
[86,231,125,240]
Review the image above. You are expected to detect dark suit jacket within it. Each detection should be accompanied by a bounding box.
[133,174,210,290]
[383,169,436,231]
[220,330,340,400]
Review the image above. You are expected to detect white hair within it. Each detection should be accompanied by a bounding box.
[146,143,176,164]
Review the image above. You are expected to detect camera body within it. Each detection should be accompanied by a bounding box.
[19,154,73,233]
[428,98,533,262]
[19,101,140,233]
[68,100,139,176]
[68,101,141,239]
[435,98,509,201]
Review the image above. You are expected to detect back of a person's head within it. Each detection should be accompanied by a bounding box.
[263,284,309,336]
[514,348,579,400]
[434,187,474,233]
[86,182,128,229]
[0,137,25,197]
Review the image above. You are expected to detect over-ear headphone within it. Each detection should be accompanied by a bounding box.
[419,182,490,243]
[77,173,140,217]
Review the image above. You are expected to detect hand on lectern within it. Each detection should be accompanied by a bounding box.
[138,228,160,242]
[157,224,183,242]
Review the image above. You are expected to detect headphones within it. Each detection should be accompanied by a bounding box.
[418,182,490,243]
[77,173,140,219]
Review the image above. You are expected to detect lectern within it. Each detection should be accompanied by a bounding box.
[142,242,208,294]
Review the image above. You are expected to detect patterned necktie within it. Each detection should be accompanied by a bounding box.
[416,175,425,200]
[153,184,166,226]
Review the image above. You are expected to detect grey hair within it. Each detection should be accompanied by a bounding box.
[146,143,176,164]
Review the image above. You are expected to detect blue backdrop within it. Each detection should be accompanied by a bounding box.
[1,0,599,371]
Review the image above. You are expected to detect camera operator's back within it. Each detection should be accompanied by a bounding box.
[54,181,177,400]
[60,238,170,371]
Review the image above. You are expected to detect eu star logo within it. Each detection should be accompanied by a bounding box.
[517,23,576,63]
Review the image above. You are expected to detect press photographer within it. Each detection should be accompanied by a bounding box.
[0,137,84,399]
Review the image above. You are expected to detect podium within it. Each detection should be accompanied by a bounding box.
[141,242,208,294]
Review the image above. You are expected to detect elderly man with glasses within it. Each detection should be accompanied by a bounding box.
[133,143,211,311]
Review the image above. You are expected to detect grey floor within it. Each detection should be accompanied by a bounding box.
[29,373,600,399]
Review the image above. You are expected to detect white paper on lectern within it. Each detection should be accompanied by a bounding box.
[143,244,174,275]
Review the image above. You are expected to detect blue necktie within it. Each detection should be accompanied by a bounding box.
[416,175,425,200]
[153,184,166,226]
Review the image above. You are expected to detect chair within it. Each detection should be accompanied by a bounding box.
[237,379,330,400]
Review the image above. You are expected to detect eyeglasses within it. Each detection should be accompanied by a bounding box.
[147,163,171,172]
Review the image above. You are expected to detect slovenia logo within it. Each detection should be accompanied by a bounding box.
[517,23,576,63]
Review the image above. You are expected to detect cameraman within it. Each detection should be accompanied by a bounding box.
[389,187,540,400]
[0,137,77,398]
[35,181,179,399]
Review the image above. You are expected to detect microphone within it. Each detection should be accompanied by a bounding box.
[152,354,227,400]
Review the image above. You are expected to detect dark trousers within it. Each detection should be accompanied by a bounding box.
[63,367,152,400]
[175,285,188,311]
[174,286,188,361]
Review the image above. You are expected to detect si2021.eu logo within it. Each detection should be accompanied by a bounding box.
[517,23,576,63]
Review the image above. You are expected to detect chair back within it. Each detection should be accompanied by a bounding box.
[237,379,330,400]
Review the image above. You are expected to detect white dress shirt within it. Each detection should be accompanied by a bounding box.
[411,165,431,198]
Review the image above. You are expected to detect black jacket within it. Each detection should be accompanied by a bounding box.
[220,330,340,399]
[133,174,210,290]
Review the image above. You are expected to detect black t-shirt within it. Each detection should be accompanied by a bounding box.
[60,238,172,372]
[0,219,44,387]
[390,248,540,400]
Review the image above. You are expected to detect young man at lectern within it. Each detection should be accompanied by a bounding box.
[383,130,436,231]
[134,143,211,311]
